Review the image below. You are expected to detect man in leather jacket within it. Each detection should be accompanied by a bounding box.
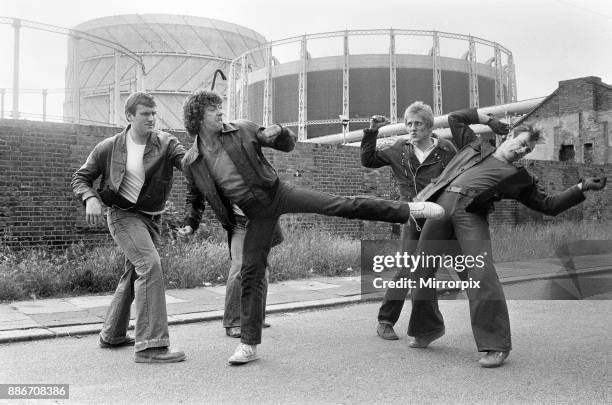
[360,102,457,341]
[177,90,445,365]
[404,107,606,368]
[71,92,186,363]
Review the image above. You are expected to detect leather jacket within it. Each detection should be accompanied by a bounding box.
[182,120,297,231]
[361,128,457,201]
[71,126,185,212]
[415,108,585,215]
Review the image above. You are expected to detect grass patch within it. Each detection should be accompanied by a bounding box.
[1,219,610,302]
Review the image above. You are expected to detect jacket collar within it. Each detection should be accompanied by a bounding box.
[221,122,238,134]
[118,124,161,149]
[183,135,201,167]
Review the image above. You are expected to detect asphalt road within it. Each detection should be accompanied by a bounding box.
[1,300,610,405]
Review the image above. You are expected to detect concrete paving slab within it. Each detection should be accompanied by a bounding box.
[29,311,104,327]
[166,288,223,301]
[67,295,113,309]
[166,302,221,315]
[0,318,41,331]
[12,299,80,314]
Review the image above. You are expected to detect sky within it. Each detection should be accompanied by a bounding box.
[0,0,610,118]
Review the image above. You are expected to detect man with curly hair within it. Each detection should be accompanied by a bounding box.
[177,90,445,365]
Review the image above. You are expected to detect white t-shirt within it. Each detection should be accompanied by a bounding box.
[118,133,146,203]
[412,137,438,164]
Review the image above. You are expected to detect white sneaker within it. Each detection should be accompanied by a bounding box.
[407,202,445,219]
[228,343,258,365]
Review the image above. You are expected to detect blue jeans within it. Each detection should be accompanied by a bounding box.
[223,216,269,328]
[238,181,412,345]
[100,208,170,352]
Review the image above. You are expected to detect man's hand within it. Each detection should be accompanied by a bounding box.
[85,197,105,225]
[581,177,607,191]
[369,115,391,131]
[487,116,510,135]
[177,225,194,241]
[262,124,283,139]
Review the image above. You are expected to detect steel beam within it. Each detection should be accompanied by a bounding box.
[389,29,397,123]
[468,36,479,108]
[298,35,308,140]
[507,54,517,102]
[113,51,121,125]
[12,18,21,119]
[342,31,350,133]
[432,31,443,115]
[239,54,249,119]
[494,44,504,104]
[263,45,273,126]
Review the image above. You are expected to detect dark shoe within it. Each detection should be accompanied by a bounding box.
[376,323,399,340]
[409,328,445,348]
[134,347,186,363]
[479,351,509,368]
[228,343,258,365]
[99,335,135,348]
[226,327,241,338]
[263,322,271,328]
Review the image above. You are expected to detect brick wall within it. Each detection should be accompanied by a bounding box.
[1,119,611,248]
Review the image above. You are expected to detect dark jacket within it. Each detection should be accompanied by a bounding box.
[71,126,185,212]
[182,120,296,231]
[415,108,585,215]
[361,128,457,201]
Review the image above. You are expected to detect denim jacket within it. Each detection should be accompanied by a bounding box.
[415,108,585,215]
[71,126,185,213]
[182,120,297,231]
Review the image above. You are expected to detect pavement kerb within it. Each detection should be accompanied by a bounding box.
[0,266,609,345]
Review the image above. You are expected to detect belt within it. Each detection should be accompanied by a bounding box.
[111,205,161,221]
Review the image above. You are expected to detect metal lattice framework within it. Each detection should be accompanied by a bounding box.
[228,28,515,138]
[0,16,145,122]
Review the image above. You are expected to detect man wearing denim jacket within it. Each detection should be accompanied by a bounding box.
[71,92,186,363]
[177,90,445,365]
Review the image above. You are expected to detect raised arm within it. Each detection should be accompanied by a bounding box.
[360,115,393,168]
[448,108,509,149]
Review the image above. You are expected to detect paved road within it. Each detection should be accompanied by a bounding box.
[1,300,610,404]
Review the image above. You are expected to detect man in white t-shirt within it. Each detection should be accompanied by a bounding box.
[72,92,186,363]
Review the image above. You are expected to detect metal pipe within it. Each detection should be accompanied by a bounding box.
[303,97,546,144]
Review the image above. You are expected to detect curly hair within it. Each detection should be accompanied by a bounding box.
[404,101,434,129]
[183,90,224,135]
